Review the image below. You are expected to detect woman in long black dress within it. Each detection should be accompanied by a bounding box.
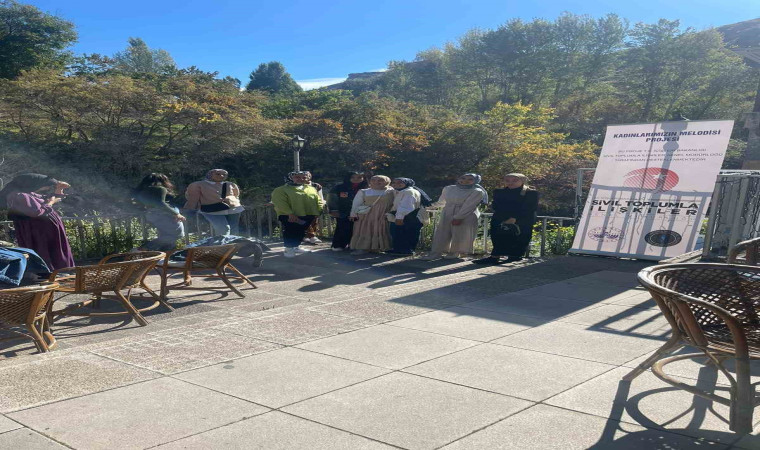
[474,173,538,265]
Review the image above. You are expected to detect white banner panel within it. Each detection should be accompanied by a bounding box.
[570,120,733,260]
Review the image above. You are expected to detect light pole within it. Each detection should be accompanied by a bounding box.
[291,135,306,171]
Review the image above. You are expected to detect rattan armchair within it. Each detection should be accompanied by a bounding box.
[49,251,168,326]
[0,282,60,352]
[624,263,760,434]
[728,237,760,266]
[156,243,256,301]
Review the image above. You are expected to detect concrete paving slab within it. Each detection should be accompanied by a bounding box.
[282,372,532,450]
[623,349,760,386]
[405,343,614,401]
[563,271,642,288]
[90,326,281,374]
[558,304,671,337]
[0,428,68,449]
[545,366,753,444]
[155,410,394,449]
[225,296,311,316]
[176,347,389,408]
[441,404,728,449]
[387,306,545,342]
[458,293,597,321]
[308,297,442,323]
[492,321,666,365]
[297,324,478,369]
[0,414,21,433]
[0,352,158,413]
[9,377,269,450]
[513,282,644,304]
[213,310,375,345]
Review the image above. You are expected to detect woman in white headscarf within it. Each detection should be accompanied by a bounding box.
[423,173,488,260]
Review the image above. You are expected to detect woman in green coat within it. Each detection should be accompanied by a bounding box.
[271,171,324,258]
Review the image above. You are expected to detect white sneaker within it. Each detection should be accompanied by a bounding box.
[283,248,296,258]
[444,253,461,259]
[304,237,322,244]
[294,246,312,254]
[331,247,344,252]
[351,250,367,255]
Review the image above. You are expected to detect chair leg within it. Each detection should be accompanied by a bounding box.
[729,356,755,434]
[115,291,149,326]
[27,324,50,353]
[184,270,192,286]
[142,282,174,312]
[623,335,682,381]
[38,315,58,351]
[159,269,169,301]
[227,264,257,289]
[217,268,245,298]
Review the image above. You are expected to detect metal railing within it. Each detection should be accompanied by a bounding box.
[0,205,576,260]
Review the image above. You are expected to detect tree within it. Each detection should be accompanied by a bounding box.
[245,61,302,94]
[112,37,176,75]
[0,0,77,79]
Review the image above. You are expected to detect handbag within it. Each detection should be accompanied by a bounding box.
[200,183,236,213]
[355,191,384,215]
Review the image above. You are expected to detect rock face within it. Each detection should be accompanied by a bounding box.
[717,18,760,48]
[323,71,385,91]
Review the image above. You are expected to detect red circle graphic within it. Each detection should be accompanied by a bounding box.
[623,168,679,191]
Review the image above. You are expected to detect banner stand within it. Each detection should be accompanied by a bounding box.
[570,120,733,261]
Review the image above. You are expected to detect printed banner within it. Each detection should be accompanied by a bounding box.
[570,120,733,260]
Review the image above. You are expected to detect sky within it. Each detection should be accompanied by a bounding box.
[26,0,760,89]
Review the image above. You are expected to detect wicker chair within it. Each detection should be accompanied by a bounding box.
[49,251,168,327]
[156,243,256,301]
[0,282,60,352]
[728,237,760,266]
[624,263,760,433]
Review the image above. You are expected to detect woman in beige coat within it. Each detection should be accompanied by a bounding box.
[349,175,395,255]
[424,173,487,260]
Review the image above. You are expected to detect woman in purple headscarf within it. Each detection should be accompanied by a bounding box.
[0,174,75,270]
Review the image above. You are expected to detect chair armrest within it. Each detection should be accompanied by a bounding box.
[49,266,77,281]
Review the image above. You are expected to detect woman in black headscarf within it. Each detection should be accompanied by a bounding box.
[474,173,538,265]
[327,171,368,251]
[388,177,432,255]
[0,173,74,270]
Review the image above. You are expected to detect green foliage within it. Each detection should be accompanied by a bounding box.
[112,37,176,75]
[0,5,752,221]
[0,0,77,79]
[245,61,302,95]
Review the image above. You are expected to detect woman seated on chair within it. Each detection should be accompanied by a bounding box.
[0,173,74,271]
[133,173,186,251]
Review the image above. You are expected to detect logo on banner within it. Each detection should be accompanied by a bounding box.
[645,230,682,247]
[587,227,624,242]
[623,168,679,192]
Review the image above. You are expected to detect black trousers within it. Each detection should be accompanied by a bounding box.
[490,221,534,257]
[390,212,423,254]
[331,217,354,249]
[278,215,315,248]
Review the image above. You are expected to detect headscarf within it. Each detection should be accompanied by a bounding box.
[205,169,228,181]
[394,178,433,207]
[457,173,489,204]
[505,173,530,196]
[341,171,368,194]
[285,171,309,186]
[0,173,59,208]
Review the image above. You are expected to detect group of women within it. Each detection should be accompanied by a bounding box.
[0,168,538,272]
[273,170,538,264]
